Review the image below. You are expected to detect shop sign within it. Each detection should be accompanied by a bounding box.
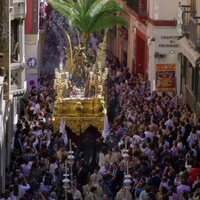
[158,36,179,48]
[156,64,176,92]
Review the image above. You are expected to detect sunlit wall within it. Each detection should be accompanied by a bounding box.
[149,0,182,21]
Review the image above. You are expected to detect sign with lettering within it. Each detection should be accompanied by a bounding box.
[158,36,179,48]
[156,64,176,92]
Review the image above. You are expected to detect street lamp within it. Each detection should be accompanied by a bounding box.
[123,173,132,190]
[122,137,131,191]
[62,172,70,200]
[122,148,129,162]
[63,139,75,200]
[68,139,75,185]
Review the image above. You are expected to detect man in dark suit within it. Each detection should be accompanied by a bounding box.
[74,159,88,192]
[107,91,118,123]
[14,133,23,153]
[109,162,124,196]
[184,118,192,143]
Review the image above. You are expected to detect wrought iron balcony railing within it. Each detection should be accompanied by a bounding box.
[178,4,196,35]
[126,0,147,16]
[189,16,200,50]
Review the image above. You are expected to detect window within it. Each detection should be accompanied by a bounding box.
[197,70,200,102]
[181,55,187,79]
[192,67,195,91]
[193,68,198,96]
[186,62,193,89]
[11,19,20,63]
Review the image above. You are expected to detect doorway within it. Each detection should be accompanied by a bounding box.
[136,35,146,75]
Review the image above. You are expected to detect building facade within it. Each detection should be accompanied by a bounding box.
[25,0,45,91]
[0,0,27,192]
[177,0,200,117]
[115,0,182,95]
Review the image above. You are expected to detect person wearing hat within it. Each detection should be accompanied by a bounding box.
[85,186,97,200]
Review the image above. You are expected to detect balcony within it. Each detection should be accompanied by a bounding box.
[177,4,195,35]
[10,0,27,20]
[126,0,147,17]
[189,16,200,50]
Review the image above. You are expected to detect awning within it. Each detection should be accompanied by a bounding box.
[179,37,200,67]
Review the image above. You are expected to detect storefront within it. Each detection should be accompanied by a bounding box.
[135,28,148,77]
[128,16,148,77]
[148,27,181,94]
[179,37,200,116]
[119,26,129,67]
[115,11,130,67]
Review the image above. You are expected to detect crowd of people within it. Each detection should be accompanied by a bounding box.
[105,51,200,200]
[0,50,200,200]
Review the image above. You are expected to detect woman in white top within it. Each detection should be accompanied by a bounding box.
[98,146,107,168]
[49,156,58,174]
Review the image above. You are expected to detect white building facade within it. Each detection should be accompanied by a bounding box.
[177,0,200,117]
[116,0,184,95]
[0,0,27,192]
[25,0,44,91]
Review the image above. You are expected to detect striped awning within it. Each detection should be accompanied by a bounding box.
[179,37,200,67]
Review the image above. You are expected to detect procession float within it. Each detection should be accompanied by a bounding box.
[50,0,127,135]
[52,32,108,134]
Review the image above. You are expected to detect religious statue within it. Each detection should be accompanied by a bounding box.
[64,47,74,73]
[54,69,68,99]
[84,71,96,97]
[53,30,108,134]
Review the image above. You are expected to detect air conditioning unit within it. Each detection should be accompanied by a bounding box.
[11,1,27,19]
[154,51,166,58]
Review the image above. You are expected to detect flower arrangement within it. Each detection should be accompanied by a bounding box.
[119,26,128,40]
[76,101,83,112]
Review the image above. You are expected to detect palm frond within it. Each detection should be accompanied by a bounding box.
[88,5,127,33]
[49,0,74,19]
[89,0,110,17]
[49,0,128,35]
[80,0,96,12]
[89,0,126,17]
[90,15,128,32]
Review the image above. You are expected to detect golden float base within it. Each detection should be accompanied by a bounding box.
[53,97,105,134]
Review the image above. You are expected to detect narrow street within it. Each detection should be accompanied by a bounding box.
[0,0,200,200]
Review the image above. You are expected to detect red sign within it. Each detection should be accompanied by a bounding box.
[156,64,176,92]
[25,0,39,34]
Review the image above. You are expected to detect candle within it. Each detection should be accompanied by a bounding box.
[65,160,68,172]
[69,139,72,151]
[98,62,101,69]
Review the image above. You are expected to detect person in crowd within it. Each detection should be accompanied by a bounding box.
[115,185,132,200]
[4,49,200,200]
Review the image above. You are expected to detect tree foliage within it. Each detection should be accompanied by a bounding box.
[49,0,128,37]
[43,9,79,73]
